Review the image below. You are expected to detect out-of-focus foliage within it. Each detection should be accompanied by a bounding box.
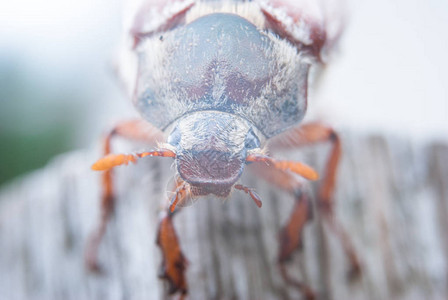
[0,0,125,187]
[0,59,78,186]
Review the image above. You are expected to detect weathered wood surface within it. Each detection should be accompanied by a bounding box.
[0,133,447,300]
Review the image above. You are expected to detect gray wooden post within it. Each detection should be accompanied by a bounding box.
[0,133,447,300]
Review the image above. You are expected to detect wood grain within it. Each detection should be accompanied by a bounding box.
[0,133,447,300]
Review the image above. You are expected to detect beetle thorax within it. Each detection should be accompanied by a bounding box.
[168,111,260,197]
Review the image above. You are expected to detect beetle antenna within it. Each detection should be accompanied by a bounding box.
[234,184,262,208]
[92,149,176,171]
[246,153,319,181]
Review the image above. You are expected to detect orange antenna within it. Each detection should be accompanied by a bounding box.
[92,149,176,171]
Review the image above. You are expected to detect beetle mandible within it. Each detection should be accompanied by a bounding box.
[86,1,361,299]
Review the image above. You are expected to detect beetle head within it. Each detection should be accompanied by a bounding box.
[167,111,260,197]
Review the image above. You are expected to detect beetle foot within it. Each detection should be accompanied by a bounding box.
[85,233,104,274]
[347,255,362,282]
[278,262,316,300]
[85,256,102,274]
[157,214,188,296]
[302,287,316,300]
[318,202,362,282]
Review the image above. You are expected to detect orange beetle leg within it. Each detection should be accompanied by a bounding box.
[85,120,165,272]
[270,122,362,279]
[157,179,189,296]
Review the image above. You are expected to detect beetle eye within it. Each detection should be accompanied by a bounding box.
[245,129,260,150]
[167,126,181,147]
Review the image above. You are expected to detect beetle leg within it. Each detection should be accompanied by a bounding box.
[248,162,315,299]
[157,179,189,296]
[130,0,195,48]
[169,181,188,213]
[279,190,315,300]
[85,120,165,272]
[258,0,345,61]
[270,122,361,279]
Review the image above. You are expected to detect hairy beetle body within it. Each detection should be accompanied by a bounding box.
[135,12,310,138]
[132,8,316,193]
[88,2,359,299]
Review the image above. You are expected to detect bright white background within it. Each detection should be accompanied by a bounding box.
[316,0,448,142]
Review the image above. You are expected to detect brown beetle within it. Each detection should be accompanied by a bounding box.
[86,1,360,299]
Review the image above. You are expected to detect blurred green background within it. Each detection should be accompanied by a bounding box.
[0,59,78,185]
[0,0,130,187]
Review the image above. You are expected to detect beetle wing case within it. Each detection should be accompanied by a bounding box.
[118,0,344,138]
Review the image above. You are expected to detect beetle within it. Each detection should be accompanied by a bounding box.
[86,1,360,299]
